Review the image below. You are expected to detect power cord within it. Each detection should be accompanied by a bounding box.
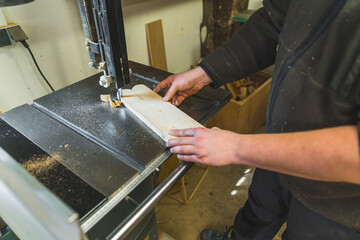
[20,40,55,92]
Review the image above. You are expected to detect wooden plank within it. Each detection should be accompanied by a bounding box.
[146,20,168,71]
[121,84,203,142]
[239,86,248,100]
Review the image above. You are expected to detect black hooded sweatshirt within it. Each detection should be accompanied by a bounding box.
[199,0,360,230]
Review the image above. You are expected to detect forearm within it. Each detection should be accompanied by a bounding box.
[200,0,290,87]
[236,125,360,184]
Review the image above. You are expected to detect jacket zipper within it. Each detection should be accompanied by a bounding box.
[267,0,348,132]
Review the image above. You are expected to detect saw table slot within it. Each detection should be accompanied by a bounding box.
[33,73,166,171]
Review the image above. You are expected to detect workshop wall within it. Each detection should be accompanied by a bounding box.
[0,0,202,112]
[247,0,262,10]
[123,0,202,73]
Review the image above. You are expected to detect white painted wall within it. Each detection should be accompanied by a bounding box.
[0,9,6,25]
[0,0,202,112]
[123,0,202,73]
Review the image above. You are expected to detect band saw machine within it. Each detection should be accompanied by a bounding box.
[0,0,231,239]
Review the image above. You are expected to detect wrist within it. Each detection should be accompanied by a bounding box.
[193,66,212,86]
[234,134,252,165]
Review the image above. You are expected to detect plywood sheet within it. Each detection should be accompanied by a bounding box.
[121,85,203,141]
[146,19,168,71]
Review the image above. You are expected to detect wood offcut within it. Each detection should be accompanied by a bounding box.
[100,94,122,108]
[100,94,111,103]
[225,78,262,101]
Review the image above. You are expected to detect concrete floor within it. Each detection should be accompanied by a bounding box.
[157,163,284,240]
[156,164,256,239]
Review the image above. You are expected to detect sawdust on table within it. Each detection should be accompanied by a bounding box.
[22,154,61,176]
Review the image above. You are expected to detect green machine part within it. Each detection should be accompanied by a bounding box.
[0,228,19,240]
[0,28,12,47]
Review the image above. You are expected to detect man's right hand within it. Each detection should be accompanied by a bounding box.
[153,67,212,106]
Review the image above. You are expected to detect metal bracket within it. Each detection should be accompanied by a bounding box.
[85,38,100,54]
[107,162,194,240]
[99,75,114,88]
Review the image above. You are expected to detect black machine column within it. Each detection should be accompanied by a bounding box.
[77,0,130,89]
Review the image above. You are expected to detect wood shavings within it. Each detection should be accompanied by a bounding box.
[100,94,122,108]
[224,77,262,101]
[114,100,122,107]
[109,99,122,108]
[22,154,60,176]
[109,100,116,108]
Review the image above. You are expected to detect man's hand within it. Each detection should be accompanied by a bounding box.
[153,67,212,106]
[167,125,360,184]
[167,127,239,166]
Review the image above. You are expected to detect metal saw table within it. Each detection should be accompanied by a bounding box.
[0,61,230,240]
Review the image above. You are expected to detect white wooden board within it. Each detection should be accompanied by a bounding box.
[121,84,203,142]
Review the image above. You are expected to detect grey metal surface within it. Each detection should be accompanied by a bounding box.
[33,62,230,172]
[0,119,107,219]
[81,150,171,233]
[109,162,194,240]
[33,74,166,171]
[0,148,82,240]
[0,61,230,236]
[0,105,138,197]
[30,62,230,232]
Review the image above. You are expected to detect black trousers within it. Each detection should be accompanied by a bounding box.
[232,169,360,240]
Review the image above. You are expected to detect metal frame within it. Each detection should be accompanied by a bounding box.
[80,151,172,233]
[108,162,194,240]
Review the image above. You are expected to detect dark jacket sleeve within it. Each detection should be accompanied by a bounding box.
[199,0,290,87]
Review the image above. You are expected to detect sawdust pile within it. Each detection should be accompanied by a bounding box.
[22,154,60,176]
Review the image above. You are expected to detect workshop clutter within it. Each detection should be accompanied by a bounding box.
[206,71,272,134]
